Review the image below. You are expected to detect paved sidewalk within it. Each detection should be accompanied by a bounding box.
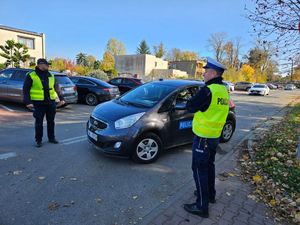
[146,149,280,225]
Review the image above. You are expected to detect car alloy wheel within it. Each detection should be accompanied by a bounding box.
[86,93,98,106]
[132,133,162,163]
[220,121,234,143]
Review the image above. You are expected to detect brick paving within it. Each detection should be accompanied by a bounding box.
[146,150,281,225]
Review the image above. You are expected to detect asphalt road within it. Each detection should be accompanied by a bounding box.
[0,89,299,225]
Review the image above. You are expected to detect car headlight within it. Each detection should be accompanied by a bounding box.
[115,112,145,129]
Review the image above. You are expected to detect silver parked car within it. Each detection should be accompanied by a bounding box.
[235,81,253,91]
[0,68,78,104]
[284,84,296,90]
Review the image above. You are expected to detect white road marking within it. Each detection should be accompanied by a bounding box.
[60,135,87,143]
[0,152,17,160]
[0,104,14,112]
[61,137,87,145]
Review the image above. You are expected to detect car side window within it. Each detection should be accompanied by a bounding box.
[70,77,80,84]
[158,93,177,113]
[0,70,14,79]
[10,70,28,81]
[78,79,94,85]
[175,86,199,105]
[110,78,122,85]
[123,79,135,86]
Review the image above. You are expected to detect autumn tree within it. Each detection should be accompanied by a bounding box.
[153,42,166,58]
[137,40,151,54]
[247,0,300,57]
[86,55,96,68]
[100,51,117,77]
[166,48,198,61]
[106,38,126,55]
[240,64,255,82]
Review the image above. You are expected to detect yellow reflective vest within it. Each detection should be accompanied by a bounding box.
[28,71,57,101]
[192,83,229,138]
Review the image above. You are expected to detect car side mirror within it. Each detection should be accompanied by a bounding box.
[174,102,187,110]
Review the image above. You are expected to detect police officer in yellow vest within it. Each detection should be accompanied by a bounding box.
[184,57,229,218]
[23,58,65,148]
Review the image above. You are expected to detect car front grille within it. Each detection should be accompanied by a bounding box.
[89,117,108,130]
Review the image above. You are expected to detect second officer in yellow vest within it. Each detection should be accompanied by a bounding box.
[184,57,229,218]
[23,58,65,148]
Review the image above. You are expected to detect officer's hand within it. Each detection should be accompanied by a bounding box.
[57,100,65,107]
[26,104,34,110]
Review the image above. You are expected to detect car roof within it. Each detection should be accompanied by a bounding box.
[2,68,67,76]
[70,76,112,86]
[150,79,204,87]
[112,77,142,81]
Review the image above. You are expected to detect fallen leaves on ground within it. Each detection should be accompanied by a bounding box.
[240,102,300,225]
[48,202,60,211]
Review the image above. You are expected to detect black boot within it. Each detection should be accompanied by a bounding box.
[36,142,42,148]
[193,190,216,203]
[183,203,209,218]
[49,139,59,144]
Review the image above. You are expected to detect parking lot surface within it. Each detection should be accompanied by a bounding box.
[0,89,299,225]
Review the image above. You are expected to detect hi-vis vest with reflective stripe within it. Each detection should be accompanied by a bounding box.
[28,71,57,101]
[192,84,229,138]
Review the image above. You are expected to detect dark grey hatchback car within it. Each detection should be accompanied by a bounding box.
[0,68,78,105]
[87,79,236,164]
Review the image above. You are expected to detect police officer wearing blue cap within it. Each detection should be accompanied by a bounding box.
[183,57,229,218]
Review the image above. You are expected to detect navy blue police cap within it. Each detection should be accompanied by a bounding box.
[202,57,226,73]
[37,58,51,65]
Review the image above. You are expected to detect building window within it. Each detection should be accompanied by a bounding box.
[29,57,36,66]
[155,62,158,67]
[18,36,35,49]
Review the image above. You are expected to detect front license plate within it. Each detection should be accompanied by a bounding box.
[64,87,74,93]
[88,130,97,141]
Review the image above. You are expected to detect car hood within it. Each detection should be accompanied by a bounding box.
[91,100,147,122]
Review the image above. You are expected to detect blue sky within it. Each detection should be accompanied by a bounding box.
[1,0,256,60]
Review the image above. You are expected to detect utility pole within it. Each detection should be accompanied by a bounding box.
[290,58,294,82]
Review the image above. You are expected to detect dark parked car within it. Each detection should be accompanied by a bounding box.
[108,77,143,94]
[235,82,253,91]
[0,68,77,105]
[87,79,236,163]
[69,76,119,106]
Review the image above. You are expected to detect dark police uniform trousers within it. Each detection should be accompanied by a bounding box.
[192,135,219,211]
[33,101,56,143]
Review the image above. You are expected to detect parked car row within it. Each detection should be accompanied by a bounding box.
[0,68,78,104]
[0,68,144,107]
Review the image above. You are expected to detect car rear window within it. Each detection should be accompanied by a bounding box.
[55,75,73,85]
[253,85,265,88]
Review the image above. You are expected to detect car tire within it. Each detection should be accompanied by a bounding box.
[220,120,234,143]
[85,93,98,106]
[132,132,162,164]
[246,87,250,91]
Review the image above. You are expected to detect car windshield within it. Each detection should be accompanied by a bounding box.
[55,75,73,85]
[253,85,265,88]
[118,83,176,108]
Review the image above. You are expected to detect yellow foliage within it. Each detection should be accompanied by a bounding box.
[252,174,262,183]
[241,64,255,82]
